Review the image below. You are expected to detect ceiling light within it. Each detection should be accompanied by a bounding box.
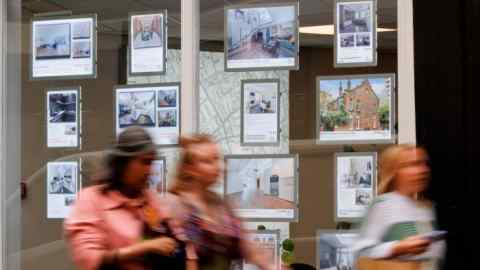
[299,25,396,35]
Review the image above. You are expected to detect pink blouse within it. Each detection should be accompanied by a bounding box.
[64,186,170,270]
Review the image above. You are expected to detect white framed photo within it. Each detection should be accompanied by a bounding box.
[148,158,167,194]
[72,40,91,58]
[224,154,299,221]
[47,161,79,219]
[334,0,377,67]
[224,3,299,71]
[31,14,97,80]
[241,79,280,146]
[316,230,358,270]
[334,152,377,222]
[46,87,81,148]
[232,230,280,270]
[115,83,181,146]
[244,222,290,243]
[129,11,167,75]
[316,74,395,144]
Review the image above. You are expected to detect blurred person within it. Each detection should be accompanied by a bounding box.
[354,145,445,267]
[64,126,192,270]
[167,135,274,270]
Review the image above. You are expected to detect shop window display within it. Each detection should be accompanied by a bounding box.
[0,0,403,269]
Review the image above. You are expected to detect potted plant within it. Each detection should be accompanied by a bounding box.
[281,238,295,269]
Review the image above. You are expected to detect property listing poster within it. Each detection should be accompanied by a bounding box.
[115,84,180,145]
[317,74,394,143]
[225,4,298,70]
[148,159,166,194]
[336,154,375,220]
[130,12,166,74]
[316,231,358,270]
[245,222,290,242]
[32,16,96,79]
[242,80,279,145]
[225,156,298,220]
[335,0,376,66]
[239,230,280,270]
[47,89,79,148]
[47,161,79,219]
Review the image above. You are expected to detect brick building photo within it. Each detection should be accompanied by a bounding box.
[318,77,391,132]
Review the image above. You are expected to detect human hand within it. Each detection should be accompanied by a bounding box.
[142,237,178,256]
[393,236,431,256]
[262,262,277,270]
[248,248,276,270]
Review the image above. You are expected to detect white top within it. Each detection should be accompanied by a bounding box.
[354,192,445,261]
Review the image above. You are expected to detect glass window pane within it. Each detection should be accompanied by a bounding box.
[8,1,181,269]
[200,0,397,268]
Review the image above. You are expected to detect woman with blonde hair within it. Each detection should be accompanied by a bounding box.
[354,144,445,265]
[165,134,273,270]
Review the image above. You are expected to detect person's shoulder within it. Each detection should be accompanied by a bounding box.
[160,192,182,205]
[155,192,187,218]
[77,185,104,201]
[204,191,227,207]
[368,193,398,210]
[65,186,105,222]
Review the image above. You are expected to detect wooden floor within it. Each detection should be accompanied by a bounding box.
[226,190,294,209]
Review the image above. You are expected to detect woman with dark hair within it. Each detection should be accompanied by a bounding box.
[64,127,194,270]
[166,134,273,270]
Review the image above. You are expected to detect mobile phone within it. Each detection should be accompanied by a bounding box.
[421,231,447,242]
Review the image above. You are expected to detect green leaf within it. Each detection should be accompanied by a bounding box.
[257,225,267,230]
[282,239,295,252]
[281,251,295,265]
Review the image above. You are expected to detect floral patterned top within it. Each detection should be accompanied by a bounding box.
[162,192,246,270]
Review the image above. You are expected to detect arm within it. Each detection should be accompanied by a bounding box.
[159,194,199,270]
[241,240,275,270]
[237,225,275,270]
[216,199,274,270]
[353,202,399,259]
[64,192,112,270]
[185,243,199,270]
[186,260,199,270]
[354,201,430,259]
